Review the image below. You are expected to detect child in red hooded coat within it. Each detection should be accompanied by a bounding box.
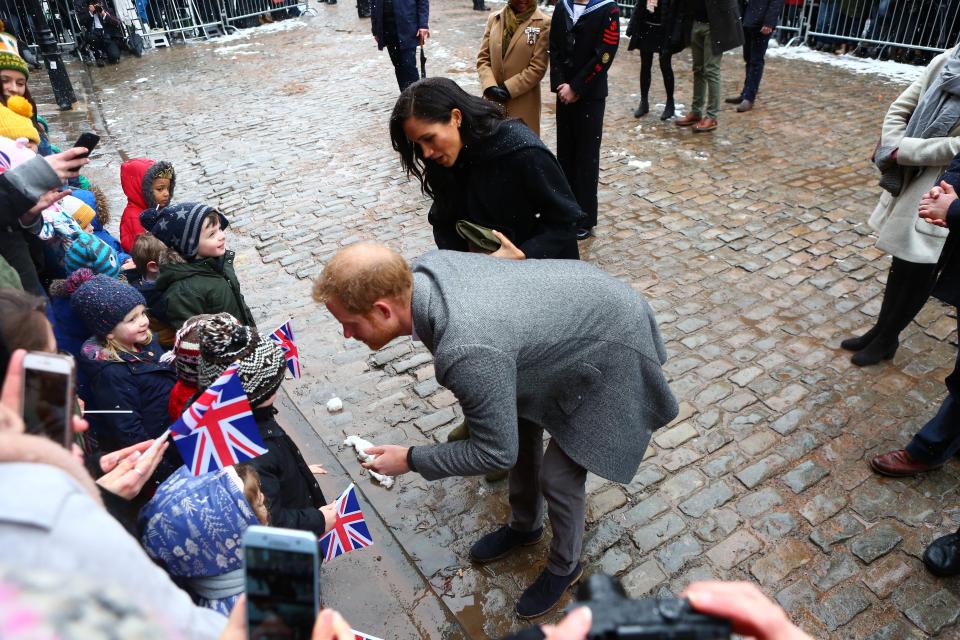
[119,158,176,253]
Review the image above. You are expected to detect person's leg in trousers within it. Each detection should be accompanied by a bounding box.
[638,50,654,113]
[509,419,546,532]
[742,28,771,102]
[572,99,604,229]
[689,22,706,118]
[739,26,752,99]
[540,439,587,576]
[702,29,722,119]
[906,317,960,465]
[387,45,419,90]
[555,101,579,211]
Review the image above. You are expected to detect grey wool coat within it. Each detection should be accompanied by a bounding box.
[407,251,679,484]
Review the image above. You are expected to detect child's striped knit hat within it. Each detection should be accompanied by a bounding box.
[64,232,120,278]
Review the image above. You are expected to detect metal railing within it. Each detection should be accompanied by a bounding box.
[615,0,959,61]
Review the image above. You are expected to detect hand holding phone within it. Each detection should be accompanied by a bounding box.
[21,352,74,447]
[72,132,100,159]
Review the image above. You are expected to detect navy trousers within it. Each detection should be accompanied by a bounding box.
[906,314,960,465]
[556,98,605,229]
[387,45,419,91]
[740,27,771,102]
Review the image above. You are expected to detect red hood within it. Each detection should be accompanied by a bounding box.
[120,158,154,210]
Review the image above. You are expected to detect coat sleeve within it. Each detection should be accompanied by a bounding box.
[417,0,429,30]
[938,153,960,188]
[477,15,498,91]
[503,22,551,99]
[0,175,35,225]
[515,147,581,258]
[897,135,960,169]
[549,9,565,91]
[89,366,149,448]
[427,200,469,251]
[569,5,621,96]
[763,0,784,27]
[409,345,519,479]
[255,454,328,537]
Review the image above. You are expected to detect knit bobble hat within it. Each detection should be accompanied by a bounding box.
[140,202,229,260]
[198,315,286,407]
[0,29,29,79]
[63,231,120,278]
[60,194,96,229]
[166,314,216,384]
[0,96,39,144]
[70,275,146,339]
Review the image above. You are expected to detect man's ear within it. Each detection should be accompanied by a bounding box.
[371,299,394,321]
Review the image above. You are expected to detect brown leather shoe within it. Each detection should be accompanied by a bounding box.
[693,117,718,132]
[870,449,941,477]
[675,113,701,127]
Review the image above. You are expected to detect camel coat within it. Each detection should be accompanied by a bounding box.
[869,46,960,264]
[477,7,550,136]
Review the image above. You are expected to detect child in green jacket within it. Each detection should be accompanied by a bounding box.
[140,203,256,331]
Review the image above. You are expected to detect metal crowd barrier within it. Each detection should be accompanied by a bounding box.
[614,0,958,59]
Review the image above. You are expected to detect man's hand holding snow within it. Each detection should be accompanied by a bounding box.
[362,445,411,476]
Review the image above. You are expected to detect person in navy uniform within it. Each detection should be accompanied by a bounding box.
[549,0,620,241]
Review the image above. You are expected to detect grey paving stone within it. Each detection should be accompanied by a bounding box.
[863,620,928,640]
[705,530,762,570]
[679,482,735,518]
[702,449,743,478]
[693,508,741,544]
[749,539,815,586]
[782,460,829,494]
[753,512,797,540]
[861,553,915,598]
[904,589,960,635]
[655,533,704,575]
[813,585,871,631]
[413,407,457,432]
[850,483,899,521]
[632,513,686,554]
[778,431,819,462]
[735,454,786,489]
[810,512,866,552]
[775,579,817,614]
[412,378,441,397]
[625,466,666,494]
[621,494,669,528]
[770,408,806,435]
[622,559,667,597]
[583,519,626,561]
[392,352,434,373]
[851,523,903,564]
[654,421,698,449]
[811,552,860,592]
[598,547,632,576]
[736,487,784,519]
[659,468,706,502]
[800,493,847,526]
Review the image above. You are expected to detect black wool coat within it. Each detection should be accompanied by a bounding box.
[549,0,621,101]
[428,119,582,259]
[738,0,784,29]
[930,154,960,309]
[680,0,743,53]
[249,406,328,537]
[627,0,685,54]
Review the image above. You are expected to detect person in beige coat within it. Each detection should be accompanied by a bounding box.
[842,45,960,366]
[476,0,550,136]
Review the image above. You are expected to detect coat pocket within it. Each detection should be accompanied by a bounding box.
[556,362,603,415]
[915,215,950,239]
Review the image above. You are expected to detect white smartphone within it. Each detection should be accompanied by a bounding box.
[243,525,320,640]
[21,352,75,447]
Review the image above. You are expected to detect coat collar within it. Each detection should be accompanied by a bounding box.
[502,8,546,59]
[559,0,615,22]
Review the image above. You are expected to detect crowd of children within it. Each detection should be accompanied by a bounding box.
[0,28,338,632]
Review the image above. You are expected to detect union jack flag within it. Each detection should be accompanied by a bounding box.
[353,631,383,640]
[170,363,268,475]
[268,320,301,379]
[318,484,374,562]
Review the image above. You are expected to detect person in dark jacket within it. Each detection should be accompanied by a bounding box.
[75,2,123,66]
[390,77,582,260]
[197,314,331,537]
[725,0,783,112]
[371,0,429,90]
[70,275,179,483]
[140,203,256,332]
[549,0,620,240]
[627,0,683,120]
[674,0,743,132]
[867,155,960,576]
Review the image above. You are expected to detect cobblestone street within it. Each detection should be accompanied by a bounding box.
[31,3,960,637]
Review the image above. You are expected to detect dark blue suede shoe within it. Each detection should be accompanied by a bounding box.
[516,563,584,619]
[469,525,544,563]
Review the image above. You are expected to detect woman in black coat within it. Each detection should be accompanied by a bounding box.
[626,0,683,120]
[389,77,582,259]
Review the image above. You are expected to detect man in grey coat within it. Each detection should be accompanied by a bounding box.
[313,243,678,619]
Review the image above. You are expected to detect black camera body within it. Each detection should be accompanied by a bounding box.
[574,575,732,640]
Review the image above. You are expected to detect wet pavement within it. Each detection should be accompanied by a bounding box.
[28,3,960,637]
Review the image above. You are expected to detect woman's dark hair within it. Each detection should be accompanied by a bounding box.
[0,289,50,353]
[389,77,504,200]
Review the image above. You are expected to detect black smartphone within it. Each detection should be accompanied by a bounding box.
[21,352,75,447]
[244,526,320,640]
[73,132,100,158]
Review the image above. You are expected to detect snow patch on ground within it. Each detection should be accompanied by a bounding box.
[214,42,259,54]
[211,18,307,44]
[628,159,652,171]
[767,45,924,85]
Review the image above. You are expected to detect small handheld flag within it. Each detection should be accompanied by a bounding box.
[353,631,384,640]
[269,320,301,379]
[318,483,374,562]
[170,363,268,475]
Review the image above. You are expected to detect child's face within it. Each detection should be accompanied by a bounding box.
[25,141,38,153]
[107,304,151,348]
[1,71,26,100]
[151,177,171,208]
[197,217,226,258]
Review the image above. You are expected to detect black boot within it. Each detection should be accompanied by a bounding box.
[840,325,880,351]
[660,98,675,120]
[850,337,899,366]
[633,99,649,118]
[924,528,960,577]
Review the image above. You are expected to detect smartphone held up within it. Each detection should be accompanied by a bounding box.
[20,351,75,447]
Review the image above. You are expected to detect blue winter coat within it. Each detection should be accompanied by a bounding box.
[48,289,92,399]
[78,335,177,455]
[371,0,428,50]
[738,0,782,28]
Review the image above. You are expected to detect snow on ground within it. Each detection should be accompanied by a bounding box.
[211,18,308,44]
[766,44,925,85]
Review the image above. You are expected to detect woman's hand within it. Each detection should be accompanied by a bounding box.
[22,188,71,223]
[684,581,812,640]
[43,147,90,182]
[490,231,526,260]
[95,438,169,500]
[222,597,355,640]
[919,180,957,227]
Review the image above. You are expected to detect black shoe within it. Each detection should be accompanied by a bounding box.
[95,58,105,67]
[576,228,592,241]
[850,338,898,366]
[633,100,649,118]
[516,563,584,619]
[470,525,544,563]
[840,326,878,351]
[660,99,675,120]
[924,531,960,577]
[724,95,743,104]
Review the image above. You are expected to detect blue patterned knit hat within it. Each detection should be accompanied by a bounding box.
[63,232,120,278]
[139,202,228,260]
[70,275,146,338]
